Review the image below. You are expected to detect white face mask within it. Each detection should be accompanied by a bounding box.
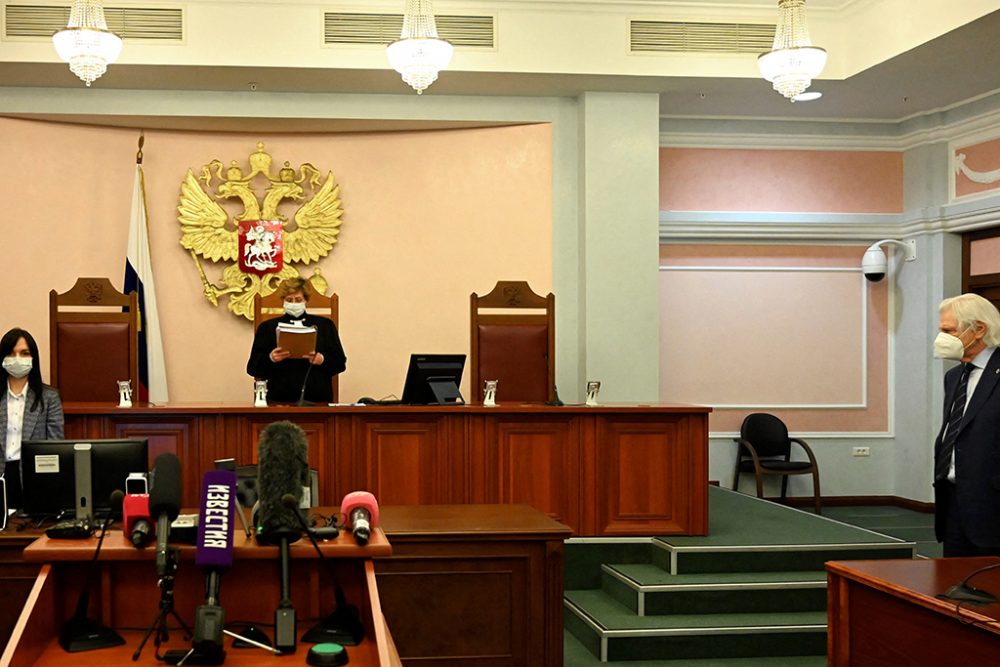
[283,301,306,318]
[933,329,970,361]
[2,356,32,378]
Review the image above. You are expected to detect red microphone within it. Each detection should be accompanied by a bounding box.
[340,491,379,545]
[123,493,152,548]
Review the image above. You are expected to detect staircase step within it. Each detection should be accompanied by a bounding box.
[565,630,829,666]
[602,564,827,615]
[566,589,826,662]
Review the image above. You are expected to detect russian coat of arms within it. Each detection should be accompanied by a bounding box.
[177,142,343,320]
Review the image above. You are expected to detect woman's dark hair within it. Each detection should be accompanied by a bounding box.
[0,328,44,412]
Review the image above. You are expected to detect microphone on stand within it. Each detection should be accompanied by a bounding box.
[149,453,182,578]
[256,420,311,654]
[280,494,364,646]
[296,361,315,407]
[192,469,237,663]
[340,491,379,546]
[59,490,127,652]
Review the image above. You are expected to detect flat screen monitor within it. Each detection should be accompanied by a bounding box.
[19,438,149,520]
[400,354,466,405]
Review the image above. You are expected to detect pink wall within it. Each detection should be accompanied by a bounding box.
[660,244,889,433]
[2,118,553,404]
[955,136,1000,198]
[660,148,903,213]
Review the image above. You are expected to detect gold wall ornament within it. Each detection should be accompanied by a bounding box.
[177,142,344,320]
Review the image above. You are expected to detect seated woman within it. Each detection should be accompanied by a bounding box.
[0,328,64,508]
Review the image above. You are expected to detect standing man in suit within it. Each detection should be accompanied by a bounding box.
[1,328,64,509]
[247,277,346,404]
[933,293,1000,557]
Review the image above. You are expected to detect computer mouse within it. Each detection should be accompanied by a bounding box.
[357,396,377,405]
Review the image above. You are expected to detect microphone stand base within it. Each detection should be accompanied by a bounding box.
[59,616,126,653]
[301,609,364,646]
[162,648,226,665]
[938,583,999,605]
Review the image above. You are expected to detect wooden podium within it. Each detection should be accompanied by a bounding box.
[2,529,400,666]
[827,557,1000,665]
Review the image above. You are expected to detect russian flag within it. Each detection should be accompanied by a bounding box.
[124,162,169,404]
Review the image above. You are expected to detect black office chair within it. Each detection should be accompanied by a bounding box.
[732,413,821,514]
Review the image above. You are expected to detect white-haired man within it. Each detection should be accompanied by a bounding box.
[933,293,1000,557]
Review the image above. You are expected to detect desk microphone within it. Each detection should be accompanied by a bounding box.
[340,491,379,546]
[297,359,315,406]
[59,490,127,652]
[124,492,152,548]
[938,562,1000,605]
[281,494,364,646]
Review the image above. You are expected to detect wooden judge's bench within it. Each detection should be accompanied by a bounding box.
[61,402,711,538]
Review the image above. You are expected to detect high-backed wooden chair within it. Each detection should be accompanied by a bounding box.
[49,277,139,403]
[253,290,340,403]
[470,280,555,404]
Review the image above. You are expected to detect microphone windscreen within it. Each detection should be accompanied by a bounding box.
[257,421,309,542]
[196,469,236,569]
[340,491,379,529]
[148,453,182,520]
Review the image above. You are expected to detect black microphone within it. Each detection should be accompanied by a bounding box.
[59,490,127,652]
[297,361,315,406]
[257,420,310,654]
[280,494,364,646]
[149,453,182,579]
[189,469,237,664]
[938,562,1000,605]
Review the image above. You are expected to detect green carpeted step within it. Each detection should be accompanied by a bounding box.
[566,539,654,590]
[564,630,829,666]
[602,564,827,615]
[566,589,826,662]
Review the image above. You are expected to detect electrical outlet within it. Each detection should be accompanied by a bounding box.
[852,446,871,457]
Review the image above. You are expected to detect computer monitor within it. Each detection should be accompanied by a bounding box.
[19,438,149,520]
[400,354,466,405]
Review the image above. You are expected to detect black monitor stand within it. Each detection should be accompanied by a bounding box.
[427,377,464,405]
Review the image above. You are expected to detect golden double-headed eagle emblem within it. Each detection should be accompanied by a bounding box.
[177,142,344,320]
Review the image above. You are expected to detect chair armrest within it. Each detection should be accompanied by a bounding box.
[734,438,765,471]
[789,437,819,467]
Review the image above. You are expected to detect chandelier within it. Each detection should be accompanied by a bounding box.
[757,0,827,101]
[52,0,123,86]
[386,0,453,94]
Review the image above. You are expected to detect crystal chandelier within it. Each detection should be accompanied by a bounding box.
[757,0,827,101]
[386,0,453,94]
[52,0,123,86]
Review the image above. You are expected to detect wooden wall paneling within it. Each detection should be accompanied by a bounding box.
[578,415,598,535]
[112,418,197,505]
[465,415,491,504]
[490,417,581,532]
[361,416,452,505]
[595,414,708,536]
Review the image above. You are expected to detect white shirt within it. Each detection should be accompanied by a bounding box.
[948,346,996,482]
[5,379,27,462]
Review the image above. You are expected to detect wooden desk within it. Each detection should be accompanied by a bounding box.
[63,402,710,537]
[378,504,571,667]
[1,529,398,667]
[827,557,1000,665]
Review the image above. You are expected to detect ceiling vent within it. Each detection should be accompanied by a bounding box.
[4,3,183,41]
[630,20,774,54]
[324,12,494,48]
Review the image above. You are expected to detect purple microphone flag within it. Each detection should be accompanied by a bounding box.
[196,469,236,569]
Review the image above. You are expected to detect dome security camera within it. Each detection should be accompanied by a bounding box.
[862,246,888,282]
[861,239,917,282]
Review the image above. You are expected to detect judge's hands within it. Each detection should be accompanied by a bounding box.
[270,347,324,365]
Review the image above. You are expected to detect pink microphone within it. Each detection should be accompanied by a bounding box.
[340,491,379,545]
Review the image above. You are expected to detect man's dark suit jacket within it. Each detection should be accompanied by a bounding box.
[934,348,1000,547]
[247,314,346,404]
